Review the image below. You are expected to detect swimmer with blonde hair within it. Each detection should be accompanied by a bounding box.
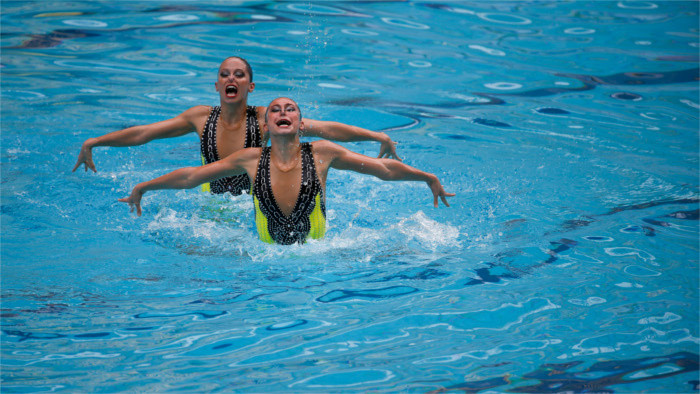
[119,97,454,245]
[74,56,400,195]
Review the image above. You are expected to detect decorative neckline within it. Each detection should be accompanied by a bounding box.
[213,106,248,162]
[266,146,305,220]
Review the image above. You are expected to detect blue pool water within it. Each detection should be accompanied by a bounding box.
[2,1,699,392]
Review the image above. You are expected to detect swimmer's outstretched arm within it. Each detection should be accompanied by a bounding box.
[315,141,454,207]
[73,106,208,173]
[300,119,401,161]
[118,148,259,216]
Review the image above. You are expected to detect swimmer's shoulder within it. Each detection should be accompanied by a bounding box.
[179,105,214,134]
[253,105,269,140]
[310,140,344,165]
[254,105,267,124]
[182,105,214,118]
[175,105,212,123]
[254,105,266,116]
[228,146,263,175]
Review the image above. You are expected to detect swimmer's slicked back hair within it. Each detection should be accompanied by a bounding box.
[265,97,302,124]
[221,56,253,82]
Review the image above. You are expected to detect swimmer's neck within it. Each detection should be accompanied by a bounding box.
[219,100,248,126]
[270,134,301,164]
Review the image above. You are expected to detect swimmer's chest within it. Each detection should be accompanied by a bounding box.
[215,120,247,158]
[269,164,303,218]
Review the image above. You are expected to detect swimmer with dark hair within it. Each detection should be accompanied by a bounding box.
[74,57,401,195]
[119,97,454,245]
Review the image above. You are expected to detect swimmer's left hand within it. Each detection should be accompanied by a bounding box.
[118,187,144,216]
[72,139,97,173]
[428,176,455,207]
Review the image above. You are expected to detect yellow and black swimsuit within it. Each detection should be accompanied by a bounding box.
[200,105,261,195]
[252,143,326,245]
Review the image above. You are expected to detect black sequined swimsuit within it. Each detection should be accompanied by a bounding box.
[252,143,326,245]
[200,105,261,195]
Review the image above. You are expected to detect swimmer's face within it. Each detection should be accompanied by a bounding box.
[265,97,303,136]
[215,57,254,102]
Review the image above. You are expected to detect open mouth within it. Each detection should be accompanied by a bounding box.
[276,119,291,127]
[225,85,238,97]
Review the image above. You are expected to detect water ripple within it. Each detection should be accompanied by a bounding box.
[567,328,699,358]
[290,369,395,389]
[2,1,698,391]
[316,286,419,303]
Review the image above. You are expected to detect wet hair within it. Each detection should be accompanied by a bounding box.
[265,98,302,124]
[220,56,253,82]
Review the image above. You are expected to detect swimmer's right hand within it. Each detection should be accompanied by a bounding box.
[72,139,97,173]
[118,187,144,216]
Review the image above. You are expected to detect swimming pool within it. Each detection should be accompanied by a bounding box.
[1,0,698,392]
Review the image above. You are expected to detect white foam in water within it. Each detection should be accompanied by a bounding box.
[140,191,258,256]
[146,208,234,244]
[240,210,460,264]
[394,211,461,250]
